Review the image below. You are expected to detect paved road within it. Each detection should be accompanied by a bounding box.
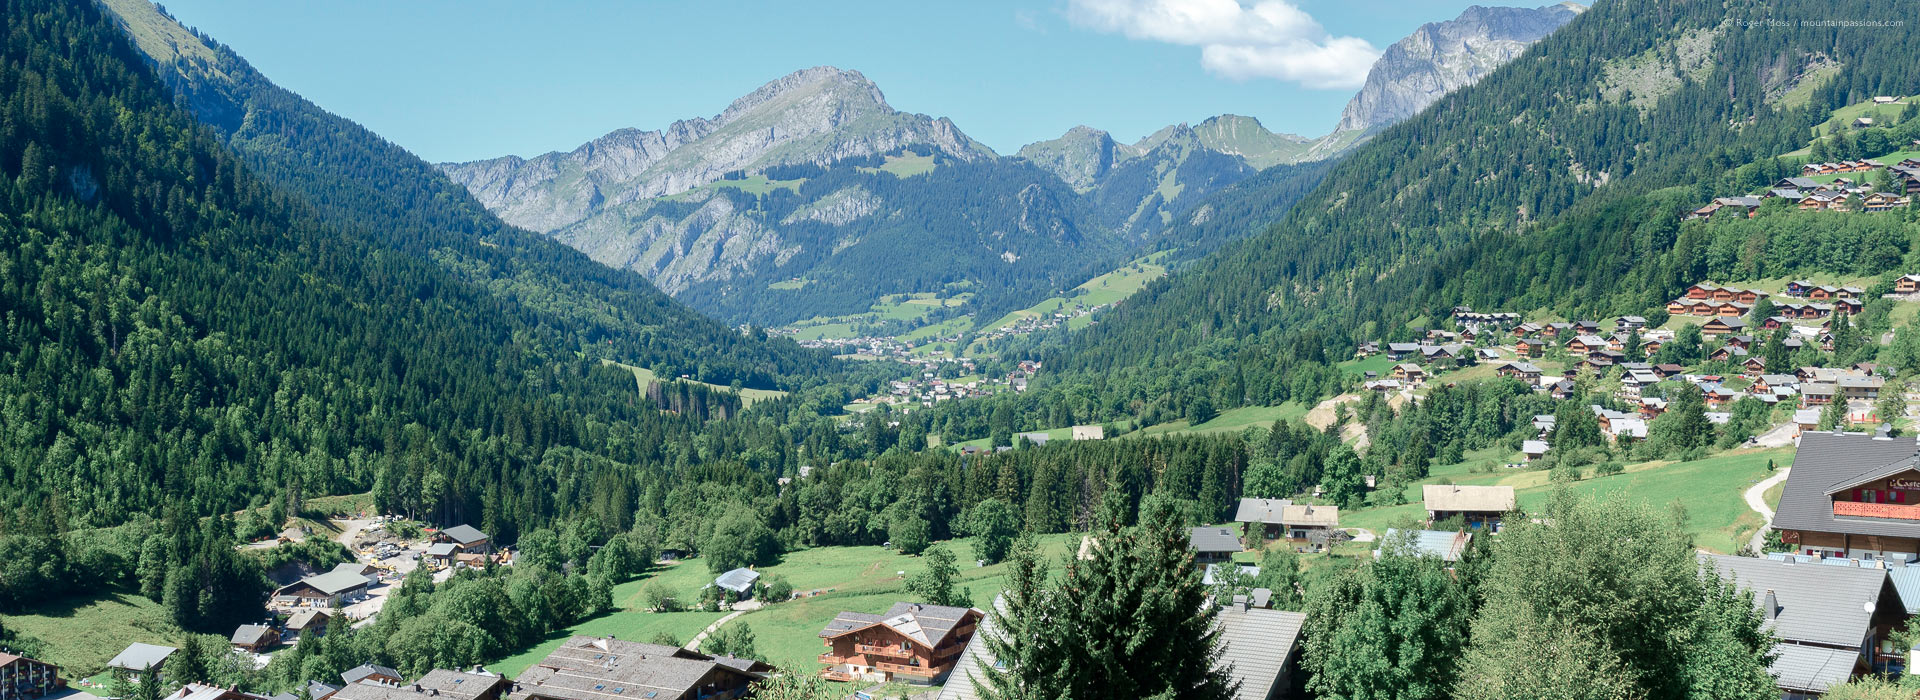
[1744,468,1792,553]
[684,609,749,651]
[1751,422,1799,449]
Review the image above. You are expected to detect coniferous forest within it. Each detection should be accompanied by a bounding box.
[14,0,1920,698]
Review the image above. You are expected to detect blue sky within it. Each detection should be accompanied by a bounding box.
[155,0,1501,163]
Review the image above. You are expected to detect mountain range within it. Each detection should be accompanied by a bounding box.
[438,3,1584,329]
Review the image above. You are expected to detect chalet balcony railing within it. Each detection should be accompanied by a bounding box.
[854,644,912,658]
[874,660,952,678]
[819,669,856,682]
[1834,501,1920,521]
[818,653,851,664]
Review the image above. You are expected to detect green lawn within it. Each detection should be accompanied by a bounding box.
[706,175,805,195]
[977,253,1169,334]
[487,537,1078,675]
[602,360,787,408]
[780,292,972,343]
[1813,97,1914,135]
[859,153,937,178]
[1129,403,1309,439]
[7,586,180,677]
[1341,447,1790,554]
[1338,354,1396,377]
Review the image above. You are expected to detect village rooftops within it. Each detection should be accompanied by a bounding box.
[515,636,767,700]
[1232,498,1293,524]
[1422,484,1515,514]
[108,642,177,671]
[819,602,979,648]
[1188,527,1244,555]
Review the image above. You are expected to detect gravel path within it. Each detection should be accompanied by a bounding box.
[1744,468,1791,553]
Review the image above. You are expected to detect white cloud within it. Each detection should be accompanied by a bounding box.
[1066,0,1380,88]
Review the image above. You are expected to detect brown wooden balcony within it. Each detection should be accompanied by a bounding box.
[855,643,912,657]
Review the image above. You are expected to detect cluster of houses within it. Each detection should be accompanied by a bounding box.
[1688,167,1914,220]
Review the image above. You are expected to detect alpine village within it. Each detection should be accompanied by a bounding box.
[21,0,1920,699]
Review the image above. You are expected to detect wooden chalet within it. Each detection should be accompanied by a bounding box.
[1514,339,1545,358]
[1423,485,1515,530]
[0,653,64,700]
[818,603,983,685]
[1898,274,1920,294]
[1701,317,1748,337]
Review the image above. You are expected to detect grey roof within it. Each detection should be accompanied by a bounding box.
[1188,527,1244,554]
[230,624,275,646]
[1202,564,1260,586]
[1233,498,1293,524]
[340,664,401,686]
[286,610,329,630]
[1701,553,1896,648]
[1213,606,1308,700]
[1380,529,1471,562]
[937,605,1002,700]
[332,672,506,700]
[713,568,760,593]
[1770,644,1860,694]
[1890,566,1920,614]
[514,636,762,700]
[817,602,978,648]
[1772,432,1920,539]
[307,682,341,699]
[108,642,176,671]
[425,543,458,557]
[438,524,488,545]
[284,568,373,597]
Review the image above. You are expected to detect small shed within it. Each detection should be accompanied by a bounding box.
[715,568,761,601]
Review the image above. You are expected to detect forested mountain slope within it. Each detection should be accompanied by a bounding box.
[1049,0,1920,409]
[0,0,846,554]
[96,0,830,389]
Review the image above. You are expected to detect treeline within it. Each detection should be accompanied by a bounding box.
[645,379,743,421]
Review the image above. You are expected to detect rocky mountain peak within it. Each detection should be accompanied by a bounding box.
[714,66,890,127]
[1336,3,1583,133]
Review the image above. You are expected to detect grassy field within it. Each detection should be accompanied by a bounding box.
[706,175,805,196]
[977,253,1170,334]
[1341,447,1789,554]
[7,586,180,676]
[781,292,971,342]
[1338,354,1397,377]
[860,153,937,178]
[1813,97,1914,135]
[483,537,1079,675]
[603,360,787,408]
[1130,403,1309,439]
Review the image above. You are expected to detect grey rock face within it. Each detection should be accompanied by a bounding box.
[438,66,991,235]
[1336,3,1583,133]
